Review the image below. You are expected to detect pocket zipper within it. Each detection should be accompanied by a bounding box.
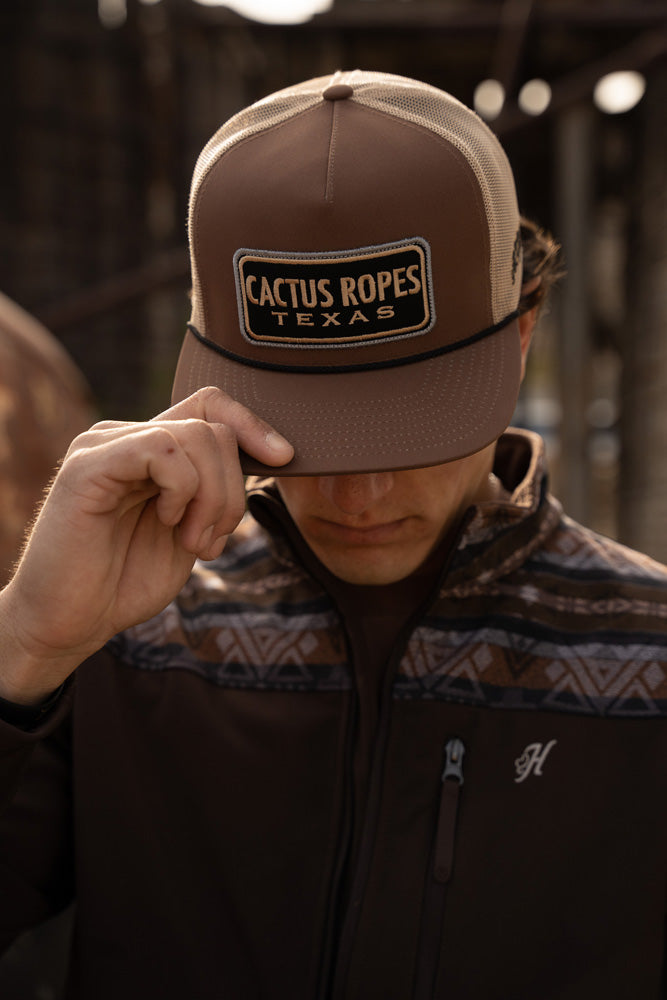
[434,737,465,882]
[413,736,466,1000]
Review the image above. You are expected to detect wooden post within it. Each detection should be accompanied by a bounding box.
[619,62,667,563]
[554,104,595,525]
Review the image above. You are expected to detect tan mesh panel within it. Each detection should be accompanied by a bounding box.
[351,75,520,322]
[189,70,520,324]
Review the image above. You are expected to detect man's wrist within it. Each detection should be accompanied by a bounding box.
[0,584,81,706]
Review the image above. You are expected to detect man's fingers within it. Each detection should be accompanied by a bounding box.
[157,387,295,468]
[61,388,290,560]
[170,423,247,554]
[64,422,245,554]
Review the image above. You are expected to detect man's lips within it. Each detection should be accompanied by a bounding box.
[309,517,410,545]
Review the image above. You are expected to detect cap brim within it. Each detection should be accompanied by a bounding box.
[171,321,522,477]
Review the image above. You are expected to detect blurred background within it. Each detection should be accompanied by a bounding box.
[0,0,667,988]
[2,0,667,563]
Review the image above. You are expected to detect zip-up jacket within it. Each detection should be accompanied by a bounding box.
[1,429,666,999]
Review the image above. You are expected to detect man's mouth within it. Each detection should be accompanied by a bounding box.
[312,517,409,545]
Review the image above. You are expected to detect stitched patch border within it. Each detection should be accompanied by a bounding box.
[233,238,435,349]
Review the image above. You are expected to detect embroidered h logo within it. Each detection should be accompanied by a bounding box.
[514,740,557,783]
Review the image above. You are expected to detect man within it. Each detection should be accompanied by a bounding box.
[0,71,666,999]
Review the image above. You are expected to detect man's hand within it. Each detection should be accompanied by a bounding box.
[0,387,293,706]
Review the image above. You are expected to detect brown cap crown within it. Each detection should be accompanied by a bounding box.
[173,70,523,475]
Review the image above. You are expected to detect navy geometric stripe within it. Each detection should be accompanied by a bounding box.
[177,596,335,622]
[520,557,667,587]
[419,615,667,652]
[392,674,667,718]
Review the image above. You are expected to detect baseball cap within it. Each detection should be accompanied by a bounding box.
[172,69,523,476]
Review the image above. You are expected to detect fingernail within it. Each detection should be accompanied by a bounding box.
[172,505,187,526]
[266,430,292,453]
[207,534,228,560]
[197,525,215,551]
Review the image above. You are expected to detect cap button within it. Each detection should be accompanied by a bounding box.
[323,83,354,102]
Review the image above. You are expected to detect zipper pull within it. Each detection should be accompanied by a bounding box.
[441,737,465,785]
[434,737,465,884]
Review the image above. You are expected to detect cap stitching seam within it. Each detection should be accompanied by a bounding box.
[191,103,325,339]
[345,102,493,319]
[325,101,339,203]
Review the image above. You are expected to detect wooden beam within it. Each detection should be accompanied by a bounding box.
[167,0,667,32]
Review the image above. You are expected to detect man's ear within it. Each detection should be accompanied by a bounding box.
[517,276,541,380]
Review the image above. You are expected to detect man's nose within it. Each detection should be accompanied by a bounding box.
[317,473,395,515]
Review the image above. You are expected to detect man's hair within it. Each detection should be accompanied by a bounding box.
[519,216,565,316]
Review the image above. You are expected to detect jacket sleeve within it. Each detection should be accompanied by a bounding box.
[0,684,74,954]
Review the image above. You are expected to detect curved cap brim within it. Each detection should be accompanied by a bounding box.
[171,320,522,477]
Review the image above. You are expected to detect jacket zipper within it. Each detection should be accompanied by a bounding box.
[412,737,466,1000]
[327,620,424,1000]
[250,489,471,999]
[324,529,472,1000]
[315,629,359,1000]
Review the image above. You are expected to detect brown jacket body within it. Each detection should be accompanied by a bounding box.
[1,431,666,999]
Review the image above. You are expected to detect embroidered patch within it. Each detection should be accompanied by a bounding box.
[234,238,434,348]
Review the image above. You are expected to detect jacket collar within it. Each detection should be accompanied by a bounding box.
[245,428,562,595]
[441,429,562,596]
